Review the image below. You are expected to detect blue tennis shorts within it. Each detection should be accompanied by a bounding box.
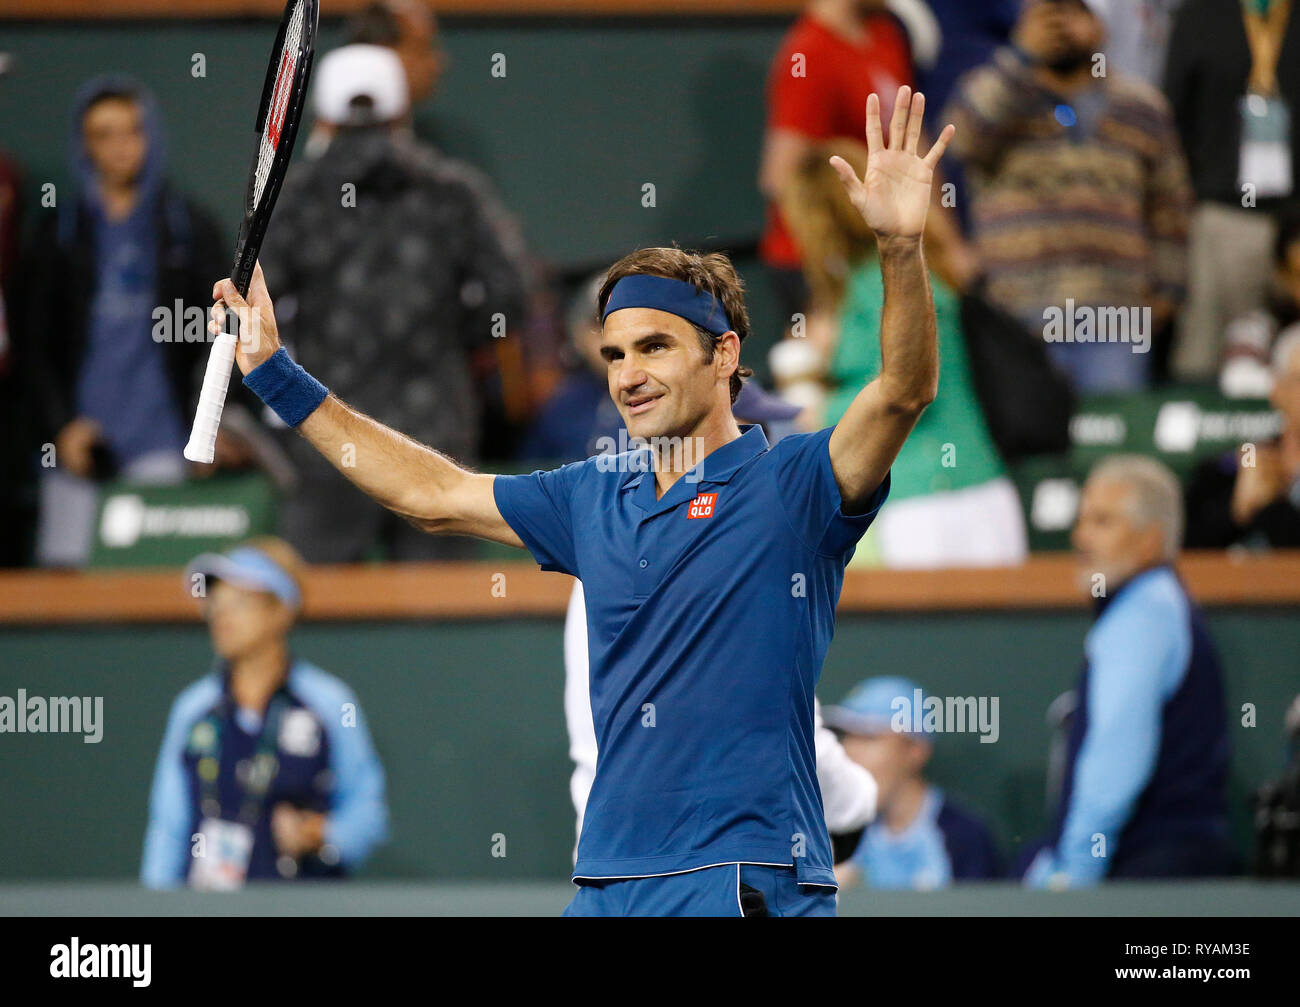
[562,863,837,917]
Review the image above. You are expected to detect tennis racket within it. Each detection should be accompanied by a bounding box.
[184,0,319,463]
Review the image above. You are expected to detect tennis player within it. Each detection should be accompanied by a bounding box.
[212,87,952,916]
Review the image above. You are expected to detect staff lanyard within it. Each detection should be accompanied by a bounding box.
[1243,0,1292,97]
[197,688,291,827]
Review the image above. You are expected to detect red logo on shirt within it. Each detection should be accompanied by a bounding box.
[687,493,717,519]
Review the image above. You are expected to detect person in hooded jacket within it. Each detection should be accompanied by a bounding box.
[22,75,228,567]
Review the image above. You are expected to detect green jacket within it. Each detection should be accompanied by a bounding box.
[826,263,1005,501]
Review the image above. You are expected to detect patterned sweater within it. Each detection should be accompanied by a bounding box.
[942,48,1193,330]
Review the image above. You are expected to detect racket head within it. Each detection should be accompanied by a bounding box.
[231,0,319,296]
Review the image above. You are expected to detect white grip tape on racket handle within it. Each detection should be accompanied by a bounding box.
[183,329,239,464]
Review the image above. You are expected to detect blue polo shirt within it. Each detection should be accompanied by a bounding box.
[494,424,888,886]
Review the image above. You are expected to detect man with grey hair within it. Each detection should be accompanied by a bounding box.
[1185,327,1300,549]
[1022,454,1234,887]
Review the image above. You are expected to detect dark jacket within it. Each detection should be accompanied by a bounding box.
[23,188,225,443]
[1165,0,1300,209]
[1184,442,1300,549]
[258,126,529,463]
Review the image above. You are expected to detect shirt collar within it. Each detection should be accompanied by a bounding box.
[1092,562,1173,617]
[622,424,769,489]
[622,425,769,515]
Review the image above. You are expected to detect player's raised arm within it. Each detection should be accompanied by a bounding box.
[211,263,523,548]
[825,86,954,512]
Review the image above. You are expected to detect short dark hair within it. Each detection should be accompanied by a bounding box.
[597,246,753,403]
[345,1,404,46]
[83,86,141,121]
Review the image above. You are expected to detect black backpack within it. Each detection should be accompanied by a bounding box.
[959,288,1075,461]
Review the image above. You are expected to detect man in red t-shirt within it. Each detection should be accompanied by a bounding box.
[759,0,915,320]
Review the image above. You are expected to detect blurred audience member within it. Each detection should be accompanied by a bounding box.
[346,0,551,456]
[774,139,1027,568]
[826,677,1001,889]
[915,0,1018,232]
[1185,328,1300,548]
[1165,0,1300,380]
[0,147,19,347]
[759,0,917,321]
[0,128,32,567]
[1024,456,1234,887]
[142,538,388,889]
[1092,0,1185,87]
[519,272,624,463]
[1250,693,1300,877]
[917,1,1017,118]
[23,76,226,567]
[258,45,529,561]
[345,0,444,113]
[1218,203,1300,398]
[944,0,1193,392]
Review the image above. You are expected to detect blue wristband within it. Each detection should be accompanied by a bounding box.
[243,347,329,427]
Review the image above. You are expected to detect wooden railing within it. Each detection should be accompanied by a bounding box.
[4,0,804,18]
[2,552,1298,624]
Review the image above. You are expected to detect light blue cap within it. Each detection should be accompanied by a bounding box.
[822,676,932,737]
[185,546,301,609]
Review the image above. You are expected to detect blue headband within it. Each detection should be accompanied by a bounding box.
[601,275,735,336]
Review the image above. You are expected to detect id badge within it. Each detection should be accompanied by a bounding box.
[1239,93,1294,198]
[189,818,254,891]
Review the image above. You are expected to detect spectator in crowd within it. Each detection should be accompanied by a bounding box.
[944,0,1193,392]
[1092,0,1185,87]
[345,0,443,115]
[345,0,556,444]
[519,271,625,463]
[142,538,388,889]
[914,0,1018,232]
[1023,456,1234,886]
[0,102,32,566]
[773,138,1027,568]
[826,677,1001,889]
[916,1,1018,119]
[1218,203,1300,398]
[341,1,531,297]
[257,44,529,562]
[759,0,975,318]
[22,76,230,568]
[0,145,19,360]
[1185,327,1300,548]
[1165,0,1300,380]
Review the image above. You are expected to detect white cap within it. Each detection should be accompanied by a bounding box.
[313,44,409,125]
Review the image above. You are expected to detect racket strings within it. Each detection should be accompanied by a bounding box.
[252,0,305,212]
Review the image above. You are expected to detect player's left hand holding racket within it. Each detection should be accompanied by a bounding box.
[184,0,318,464]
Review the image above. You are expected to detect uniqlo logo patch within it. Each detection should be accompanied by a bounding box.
[687,493,717,519]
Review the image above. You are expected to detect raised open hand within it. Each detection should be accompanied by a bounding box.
[829,86,954,245]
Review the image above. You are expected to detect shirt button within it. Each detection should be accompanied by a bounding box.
[639,558,648,568]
